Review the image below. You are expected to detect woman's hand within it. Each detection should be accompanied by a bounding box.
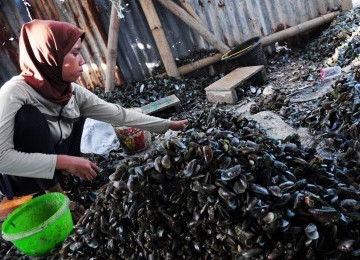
[169,119,189,131]
[56,155,99,181]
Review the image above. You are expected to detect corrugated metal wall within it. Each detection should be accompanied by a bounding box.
[0,0,346,88]
[0,0,26,85]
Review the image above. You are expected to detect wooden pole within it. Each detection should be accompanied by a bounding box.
[179,0,205,26]
[157,0,230,53]
[105,1,120,92]
[139,0,180,78]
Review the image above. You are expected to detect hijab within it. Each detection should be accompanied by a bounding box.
[19,19,85,105]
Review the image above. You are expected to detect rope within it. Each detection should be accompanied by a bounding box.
[221,44,253,60]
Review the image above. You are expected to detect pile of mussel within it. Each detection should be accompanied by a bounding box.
[306,7,360,67]
[53,106,360,259]
[301,69,360,163]
[94,75,220,114]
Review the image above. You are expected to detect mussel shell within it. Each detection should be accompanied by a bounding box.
[337,239,355,252]
[218,187,237,200]
[161,154,171,169]
[282,142,298,153]
[250,183,269,196]
[262,212,275,224]
[308,207,341,223]
[339,199,360,211]
[183,159,197,177]
[202,145,214,164]
[233,174,247,194]
[305,223,319,240]
[268,186,282,197]
[226,198,240,209]
[220,165,242,181]
[154,156,162,173]
[200,184,217,194]
[273,160,288,171]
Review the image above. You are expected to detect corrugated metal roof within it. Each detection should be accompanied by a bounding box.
[0,0,346,88]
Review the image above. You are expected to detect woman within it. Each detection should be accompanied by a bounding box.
[0,20,188,217]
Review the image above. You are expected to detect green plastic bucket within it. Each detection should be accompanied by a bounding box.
[1,192,73,256]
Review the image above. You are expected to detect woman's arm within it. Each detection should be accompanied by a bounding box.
[74,84,188,133]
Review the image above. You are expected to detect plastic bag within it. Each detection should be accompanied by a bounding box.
[80,118,120,156]
[114,127,151,154]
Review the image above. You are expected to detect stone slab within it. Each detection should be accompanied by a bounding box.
[248,111,297,140]
[235,101,313,142]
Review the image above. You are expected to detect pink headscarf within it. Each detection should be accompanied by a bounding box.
[19,19,85,105]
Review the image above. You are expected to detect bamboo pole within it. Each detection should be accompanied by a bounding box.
[105,1,120,92]
[157,0,230,53]
[139,0,180,78]
[260,12,339,47]
[156,53,223,77]
[155,12,339,78]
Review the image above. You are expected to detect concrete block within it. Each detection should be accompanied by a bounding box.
[206,90,238,104]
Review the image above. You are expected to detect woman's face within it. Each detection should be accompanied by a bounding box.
[62,38,85,82]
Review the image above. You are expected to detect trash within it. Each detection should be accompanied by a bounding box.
[263,84,274,96]
[80,118,120,156]
[319,66,341,81]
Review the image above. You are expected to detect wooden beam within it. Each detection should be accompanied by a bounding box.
[139,0,180,78]
[205,66,265,91]
[157,0,230,53]
[179,0,205,26]
[205,66,265,104]
[105,2,120,92]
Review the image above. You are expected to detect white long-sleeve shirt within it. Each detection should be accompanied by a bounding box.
[0,76,170,179]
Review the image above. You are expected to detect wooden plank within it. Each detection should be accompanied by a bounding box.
[205,65,264,91]
[139,0,180,78]
[140,94,181,115]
